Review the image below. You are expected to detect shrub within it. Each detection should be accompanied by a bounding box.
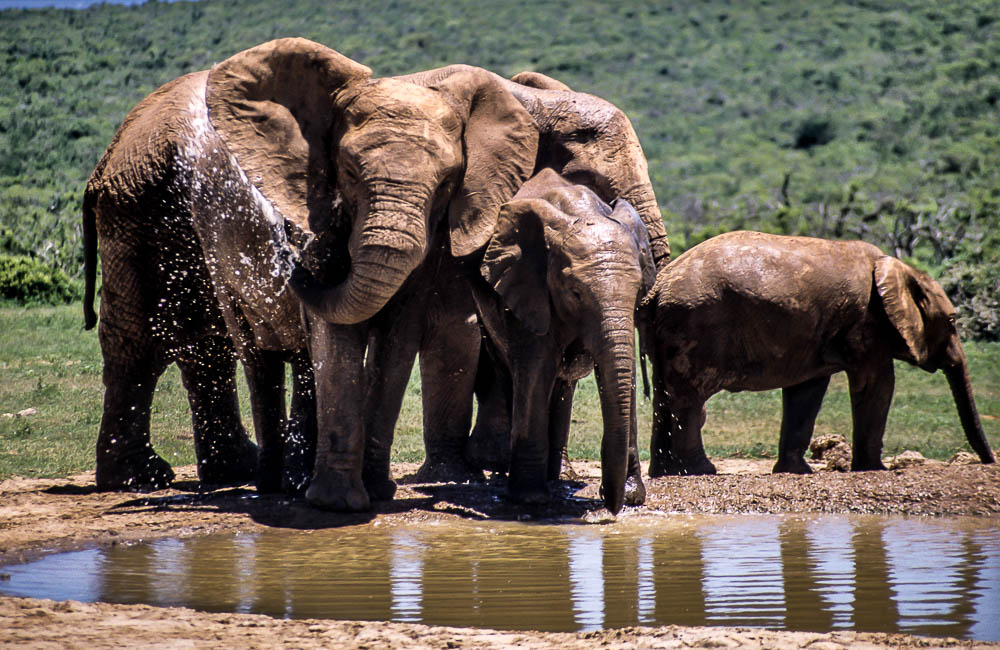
[0,254,81,306]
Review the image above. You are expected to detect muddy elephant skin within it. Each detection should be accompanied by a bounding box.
[83,39,539,509]
[645,231,996,476]
[471,169,656,514]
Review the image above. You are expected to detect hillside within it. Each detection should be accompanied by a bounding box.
[2,0,998,336]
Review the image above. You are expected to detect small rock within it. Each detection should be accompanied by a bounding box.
[948,451,979,465]
[810,435,852,472]
[809,434,848,459]
[887,450,927,469]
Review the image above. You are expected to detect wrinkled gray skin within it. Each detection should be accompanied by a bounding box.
[83,39,539,509]
[396,67,671,483]
[470,169,656,513]
[645,231,996,476]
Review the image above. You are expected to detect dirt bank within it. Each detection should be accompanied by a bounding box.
[2,457,999,649]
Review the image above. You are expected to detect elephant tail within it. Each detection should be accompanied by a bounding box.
[82,188,98,330]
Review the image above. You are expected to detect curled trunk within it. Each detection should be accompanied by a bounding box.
[593,319,637,514]
[293,205,427,325]
[944,361,995,464]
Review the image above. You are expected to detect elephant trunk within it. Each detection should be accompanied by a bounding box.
[593,310,637,514]
[294,203,427,325]
[944,357,995,464]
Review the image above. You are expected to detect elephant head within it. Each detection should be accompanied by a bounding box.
[397,65,671,271]
[205,38,539,324]
[875,256,995,464]
[481,179,655,512]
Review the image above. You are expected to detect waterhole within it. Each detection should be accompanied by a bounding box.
[2,514,998,640]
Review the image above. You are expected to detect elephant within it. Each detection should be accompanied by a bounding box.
[394,67,672,482]
[643,230,996,476]
[82,69,261,491]
[468,168,656,513]
[83,38,539,506]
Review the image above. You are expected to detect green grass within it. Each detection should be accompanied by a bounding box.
[2,304,997,480]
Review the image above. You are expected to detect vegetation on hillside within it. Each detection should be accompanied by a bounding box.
[2,0,998,336]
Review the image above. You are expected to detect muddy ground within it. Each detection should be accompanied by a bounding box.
[2,453,999,649]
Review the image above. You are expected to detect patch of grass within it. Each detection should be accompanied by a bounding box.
[1,305,998,480]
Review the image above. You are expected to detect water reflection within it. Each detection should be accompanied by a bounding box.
[2,514,998,640]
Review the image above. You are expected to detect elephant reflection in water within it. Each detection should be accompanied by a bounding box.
[88,517,994,636]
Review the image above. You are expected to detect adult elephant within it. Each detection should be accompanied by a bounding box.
[644,231,995,476]
[83,38,539,505]
[395,67,672,482]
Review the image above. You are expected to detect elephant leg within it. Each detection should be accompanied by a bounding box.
[303,317,370,512]
[773,375,831,474]
[95,351,174,491]
[361,306,424,501]
[282,351,316,495]
[508,345,559,505]
[466,342,513,474]
[238,348,287,493]
[546,379,578,481]
[648,348,717,477]
[847,358,894,471]
[176,336,258,488]
[416,286,484,484]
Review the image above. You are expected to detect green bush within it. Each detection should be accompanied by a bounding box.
[0,255,81,306]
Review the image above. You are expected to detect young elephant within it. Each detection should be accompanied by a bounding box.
[646,231,995,476]
[470,168,656,514]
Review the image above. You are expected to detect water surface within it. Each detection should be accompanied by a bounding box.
[2,514,998,640]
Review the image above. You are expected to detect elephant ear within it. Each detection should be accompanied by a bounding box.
[205,38,372,233]
[608,198,657,300]
[874,255,929,366]
[427,68,540,257]
[481,198,570,335]
[510,71,572,92]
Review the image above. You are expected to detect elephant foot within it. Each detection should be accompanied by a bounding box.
[198,439,259,489]
[623,473,646,506]
[362,465,398,502]
[305,469,371,512]
[96,451,175,492]
[772,456,813,474]
[648,455,717,477]
[851,459,888,471]
[508,483,551,506]
[415,456,485,484]
[508,470,550,505]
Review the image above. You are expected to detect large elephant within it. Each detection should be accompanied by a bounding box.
[83,38,539,506]
[644,231,996,476]
[394,67,671,482]
[470,168,655,513]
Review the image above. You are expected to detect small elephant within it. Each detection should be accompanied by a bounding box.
[470,168,656,513]
[644,230,996,476]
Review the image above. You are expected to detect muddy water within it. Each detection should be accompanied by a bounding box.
[2,514,998,640]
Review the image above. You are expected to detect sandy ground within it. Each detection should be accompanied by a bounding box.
[1,454,999,649]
